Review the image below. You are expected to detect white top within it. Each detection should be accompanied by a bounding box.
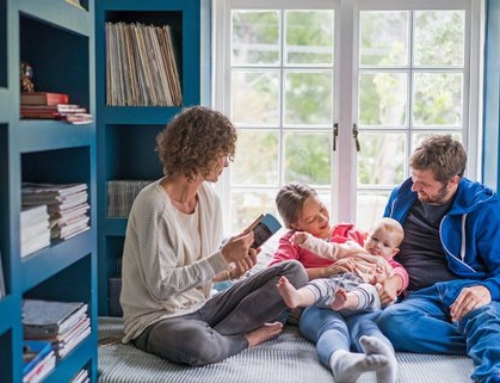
[120,179,228,343]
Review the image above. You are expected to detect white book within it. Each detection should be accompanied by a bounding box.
[20,232,51,258]
[20,205,49,227]
[21,221,50,242]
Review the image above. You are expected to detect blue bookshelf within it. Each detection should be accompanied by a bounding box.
[0,1,97,382]
[95,0,211,315]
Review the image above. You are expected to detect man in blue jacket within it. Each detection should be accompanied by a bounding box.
[377,134,500,383]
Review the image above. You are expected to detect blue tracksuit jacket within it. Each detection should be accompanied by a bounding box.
[384,177,500,300]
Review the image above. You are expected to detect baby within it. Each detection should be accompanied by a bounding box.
[277,217,404,314]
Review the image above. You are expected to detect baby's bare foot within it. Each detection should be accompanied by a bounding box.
[330,288,348,311]
[276,276,301,308]
[246,322,283,347]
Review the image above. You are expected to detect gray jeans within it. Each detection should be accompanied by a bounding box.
[133,260,307,366]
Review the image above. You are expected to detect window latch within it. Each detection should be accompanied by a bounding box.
[333,123,339,151]
[352,123,360,152]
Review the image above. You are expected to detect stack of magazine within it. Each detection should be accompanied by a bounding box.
[22,182,90,241]
[23,299,91,359]
[23,339,56,383]
[20,205,51,257]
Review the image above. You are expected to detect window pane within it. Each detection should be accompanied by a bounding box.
[357,133,406,186]
[356,191,390,231]
[413,73,463,127]
[231,70,279,125]
[230,190,279,233]
[412,132,462,153]
[414,11,465,67]
[359,72,407,126]
[284,70,333,125]
[231,130,279,186]
[232,10,280,65]
[359,11,408,67]
[285,10,334,65]
[284,131,331,185]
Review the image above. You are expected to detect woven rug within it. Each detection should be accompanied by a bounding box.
[98,317,474,383]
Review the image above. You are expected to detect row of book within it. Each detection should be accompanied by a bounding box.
[20,182,90,257]
[23,299,91,383]
[105,21,182,106]
[107,180,152,217]
[20,92,93,125]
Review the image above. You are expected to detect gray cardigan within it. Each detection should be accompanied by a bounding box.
[120,179,228,343]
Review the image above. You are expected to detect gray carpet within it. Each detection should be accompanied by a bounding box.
[97,317,474,383]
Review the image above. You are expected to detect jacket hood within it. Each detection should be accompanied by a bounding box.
[449,178,496,215]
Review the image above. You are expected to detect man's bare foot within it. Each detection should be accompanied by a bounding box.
[276,276,302,308]
[330,288,348,310]
[246,322,283,347]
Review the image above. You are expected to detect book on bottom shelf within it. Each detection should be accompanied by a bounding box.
[25,317,92,359]
[70,369,89,383]
[23,340,56,383]
[23,299,91,359]
[23,299,88,336]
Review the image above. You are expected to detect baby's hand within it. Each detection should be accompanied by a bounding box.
[291,231,309,246]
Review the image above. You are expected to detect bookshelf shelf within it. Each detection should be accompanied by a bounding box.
[99,107,180,124]
[18,0,91,36]
[96,0,211,315]
[1,0,97,382]
[21,231,92,291]
[18,123,94,153]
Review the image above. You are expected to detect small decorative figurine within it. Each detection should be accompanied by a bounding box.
[20,61,35,92]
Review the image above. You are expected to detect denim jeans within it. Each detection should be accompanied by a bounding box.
[377,280,500,383]
[299,305,394,368]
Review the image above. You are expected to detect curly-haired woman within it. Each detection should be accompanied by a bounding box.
[120,106,307,366]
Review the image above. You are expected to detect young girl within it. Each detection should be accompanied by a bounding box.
[269,182,409,383]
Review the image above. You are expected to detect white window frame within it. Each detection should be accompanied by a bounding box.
[212,0,484,232]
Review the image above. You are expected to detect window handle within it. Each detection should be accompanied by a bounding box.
[353,123,360,152]
[333,123,339,151]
